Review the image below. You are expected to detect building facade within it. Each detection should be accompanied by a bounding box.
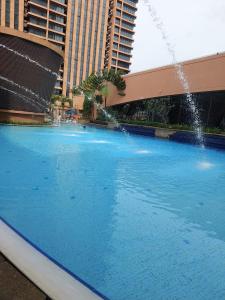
[106,52,225,128]
[0,0,138,97]
[104,0,137,73]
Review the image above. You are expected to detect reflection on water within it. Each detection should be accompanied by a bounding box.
[135,149,151,154]
[0,125,225,300]
[197,161,215,170]
[88,139,112,144]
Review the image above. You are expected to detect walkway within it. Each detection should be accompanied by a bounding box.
[0,252,49,300]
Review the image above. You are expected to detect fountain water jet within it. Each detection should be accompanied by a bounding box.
[0,85,47,111]
[0,74,49,107]
[143,0,204,146]
[0,43,58,78]
[86,96,140,149]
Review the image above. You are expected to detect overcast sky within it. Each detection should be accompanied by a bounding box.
[131,0,225,72]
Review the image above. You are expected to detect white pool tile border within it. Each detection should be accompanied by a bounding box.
[0,220,103,300]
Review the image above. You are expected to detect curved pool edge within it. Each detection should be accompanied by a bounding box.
[0,218,105,300]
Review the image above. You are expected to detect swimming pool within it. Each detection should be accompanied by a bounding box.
[0,124,225,299]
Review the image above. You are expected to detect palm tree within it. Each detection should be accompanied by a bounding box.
[72,69,126,119]
[61,96,73,118]
[51,94,73,120]
[51,94,61,106]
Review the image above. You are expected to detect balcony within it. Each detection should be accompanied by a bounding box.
[49,3,66,16]
[28,27,46,37]
[28,15,47,27]
[122,12,136,23]
[28,0,47,8]
[27,21,46,30]
[49,13,65,24]
[27,10,47,20]
[118,53,131,61]
[49,23,65,34]
[122,4,137,15]
[50,0,67,7]
[123,0,138,7]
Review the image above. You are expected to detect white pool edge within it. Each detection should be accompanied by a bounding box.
[0,220,103,300]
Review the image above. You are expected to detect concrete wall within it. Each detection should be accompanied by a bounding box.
[107,52,225,106]
[0,109,45,124]
[73,95,84,111]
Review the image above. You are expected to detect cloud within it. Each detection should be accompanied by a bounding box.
[131,0,225,72]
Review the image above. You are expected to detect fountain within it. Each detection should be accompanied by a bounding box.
[0,43,58,78]
[0,74,49,107]
[0,43,64,123]
[0,85,46,111]
[143,0,204,146]
[0,6,204,141]
[0,29,63,124]
[80,1,205,148]
[85,96,141,150]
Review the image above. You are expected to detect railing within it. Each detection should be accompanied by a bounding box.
[121,21,135,30]
[120,29,133,39]
[30,0,47,7]
[120,37,133,46]
[118,53,130,61]
[123,4,136,15]
[49,13,65,24]
[29,16,47,27]
[119,45,131,53]
[122,12,135,23]
[124,0,137,7]
[29,7,47,17]
[50,3,65,14]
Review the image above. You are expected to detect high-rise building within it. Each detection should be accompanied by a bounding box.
[0,0,138,97]
[104,0,137,73]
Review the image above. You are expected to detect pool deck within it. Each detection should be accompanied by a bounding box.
[0,252,48,300]
[0,220,104,300]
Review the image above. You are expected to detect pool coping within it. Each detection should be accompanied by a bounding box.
[88,122,225,150]
[0,218,107,300]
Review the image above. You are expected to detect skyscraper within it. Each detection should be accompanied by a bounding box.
[105,0,137,73]
[0,0,137,97]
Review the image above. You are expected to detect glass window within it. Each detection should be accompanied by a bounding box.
[14,0,19,29]
[5,0,10,27]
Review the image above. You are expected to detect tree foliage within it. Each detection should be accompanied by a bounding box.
[51,94,73,107]
[111,97,175,124]
[72,69,126,105]
[72,69,126,119]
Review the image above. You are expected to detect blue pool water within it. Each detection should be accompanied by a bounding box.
[0,124,225,299]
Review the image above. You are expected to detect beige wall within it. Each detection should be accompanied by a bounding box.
[107,53,225,106]
[73,95,84,111]
[0,109,45,124]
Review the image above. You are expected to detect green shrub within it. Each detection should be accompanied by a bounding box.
[117,120,225,135]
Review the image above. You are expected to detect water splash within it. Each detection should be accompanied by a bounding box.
[135,150,151,154]
[197,161,215,170]
[0,85,46,111]
[143,0,204,146]
[87,96,131,137]
[86,96,138,148]
[0,43,58,77]
[88,139,112,144]
[0,74,49,107]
